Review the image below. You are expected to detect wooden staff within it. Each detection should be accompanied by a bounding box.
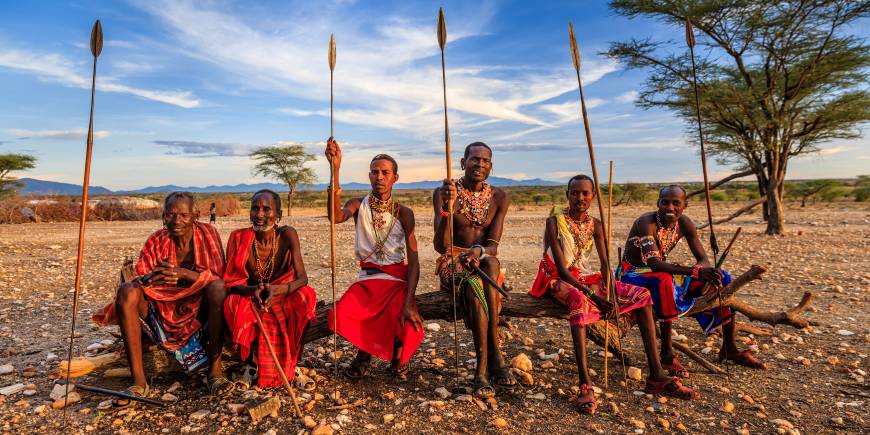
[603,161,614,389]
[63,19,102,422]
[437,7,461,382]
[568,23,627,385]
[251,307,303,418]
[327,32,339,379]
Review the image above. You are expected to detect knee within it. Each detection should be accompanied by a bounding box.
[480,256,500,273]
[116,282,142,308]
[204,279,227,303]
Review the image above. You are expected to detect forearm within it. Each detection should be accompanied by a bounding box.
[648,259,693,276]
[326,189,344,223]
[229,285,256,296]
[286,276,309,294]
[433,217,449,254]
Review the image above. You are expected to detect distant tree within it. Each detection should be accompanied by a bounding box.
[854,175,870,202]
[607,0,870,234]
[788,179,840,207]
[250,145,317,215]
[0,153,36,199]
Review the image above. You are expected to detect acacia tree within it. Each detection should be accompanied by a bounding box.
[0,153,36,199]
[607,0,870,234]
[250,145,316,215]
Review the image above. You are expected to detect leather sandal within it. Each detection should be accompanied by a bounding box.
[719,349,767,369]
[645,377,699,400]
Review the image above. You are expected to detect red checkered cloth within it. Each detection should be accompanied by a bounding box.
[92,222,225,351]
[222,228,317,387]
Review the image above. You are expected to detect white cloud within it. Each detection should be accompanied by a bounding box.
[9,128,110,141]
[0,47,200,108]
[615,90,639,103]
[818,146,849,156]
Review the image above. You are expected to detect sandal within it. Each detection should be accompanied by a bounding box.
[344,356,371,380]
[473,376,496,399]
[576,384,597,414]
[645,377,699,400]
[719,349,767,369]
[488,366,517,391]
[112,384,149,409]
[389,359,410,381]
[207,376,235,397]
[662,355,689,378]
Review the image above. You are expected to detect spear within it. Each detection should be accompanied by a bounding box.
[327,32,339,380]
[568,22,627,386]
[437,7,461,385]
[686,17,725,337]
[603,161,614,389]
[63,19,102,423]
[685,18,719,262]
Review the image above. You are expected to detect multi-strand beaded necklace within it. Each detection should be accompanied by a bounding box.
[455,179,493,228]
[655,212,680,259]
[563,210,594,269]
[251,227,278,285]
[368,194,399,261]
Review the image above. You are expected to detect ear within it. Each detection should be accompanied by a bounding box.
[277,209,283,221]
[193,208,201,220]
[460,157,466,170]
[394,172,400,182]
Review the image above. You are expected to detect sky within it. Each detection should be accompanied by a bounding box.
[0,0,868,191]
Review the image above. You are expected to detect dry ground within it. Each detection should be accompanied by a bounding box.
[0,202,868,434]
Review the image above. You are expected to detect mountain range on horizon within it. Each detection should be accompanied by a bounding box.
[14,176,561,196]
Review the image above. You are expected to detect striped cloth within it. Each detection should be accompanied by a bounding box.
[92,222,225,351]
[222,228,317,387]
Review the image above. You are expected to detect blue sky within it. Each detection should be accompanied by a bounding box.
[0,0,867,190]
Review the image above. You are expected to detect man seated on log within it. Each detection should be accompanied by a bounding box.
[529,175,698,412]
[92,192,232,407]
[222,189,317,389]
[618,185,766,379]
[433,142,517,398]
[324,137,425,380]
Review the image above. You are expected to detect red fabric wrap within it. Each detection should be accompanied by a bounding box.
[529,254,599,297]
[222,228,317,387]
[92,222,225,350]
[328,262,424,364]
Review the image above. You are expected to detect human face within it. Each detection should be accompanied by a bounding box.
[657,188,687,223]
[567,179,595,216]
[163,198,197,238]
[250,193,281,232]
[369,159,398,197]
[461,146,492,183]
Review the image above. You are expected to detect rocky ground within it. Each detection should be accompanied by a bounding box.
[0,202,868,434]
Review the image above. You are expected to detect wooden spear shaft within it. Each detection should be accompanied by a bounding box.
[327,33,338,380]
[63,20,102,423]
[437,7,461,382]
[603,161,614,389]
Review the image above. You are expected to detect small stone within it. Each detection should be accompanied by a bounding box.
[33,404,47,414]
[740,394,755,405]
[657,417,670,430]
[167,381,182,393]
[434,387,451,399]
[830,416,843,425]
[425,323,441,332]
[511,353,533,372]
[302,415,317,429]
[161,393,178,402]
[311,425,333,435]
[0,383,26,396]
[629,418,646,429]
[430,358,446,367]
[540,360,554,369]
[97,400,112,410]
[511,368,533,386]
[226,403,245,414]
[22,367,36,378]
[49,383,74,401]
[626,366,643,381]
[383,414,395,423]
[837,329,854,336]
[529,393,546,400]
[723,401,735,413]
[492,417,508,429]
[769,419,794,429]
[609,401,620,414]
[189,409,209,420]
[429,415,442,423]
[51,391,81,409]
[0,364,13,375]
[676,423,687,432]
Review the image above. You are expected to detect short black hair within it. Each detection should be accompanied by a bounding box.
[371,154,398,173]
[464,141,492,159]
[252,189,282,212]
[658,184,687,198]
[567,174,594,187]
[164,191,196,212]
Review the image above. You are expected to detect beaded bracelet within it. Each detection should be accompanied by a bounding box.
[691,265,702,279]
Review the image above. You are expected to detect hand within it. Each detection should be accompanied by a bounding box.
[325,137,342,169]
[698,267,724,288]
[439,179,457,207]
[152,259,198,286]
[459,246,482,270]
[399,302,424,332]
[589,292,616,319]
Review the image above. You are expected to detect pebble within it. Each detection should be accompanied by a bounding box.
[511,353,533,372]
[629,418,646,429]
[302,415,317,429]
[657,417,670,430]
[723,401,735,413]
[161,393,178,402]
[626,366,643,381]
[740,394,755,405]
[528,393,546,400]
[830,416,843,425]
[97,400,112,410]
[51,391,81,409]
[226,403,245,414]
[425,323,441,332]
[434,387,451,399]
[383,414,395,423]
[429,415,442,423]
[0,364,13,375]
[492,417,508,429]
[189,409,209,420]
[311,425,333,435]
[540,360,554,369]
[0,383,26,396]
[769,419,794,429]
[836,329,854,336]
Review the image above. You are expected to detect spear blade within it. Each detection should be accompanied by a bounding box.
[684,17,695,49]
[568,22,580,72]
[437,8,447,50]
[328,33,336,72]
[90,20,103,58]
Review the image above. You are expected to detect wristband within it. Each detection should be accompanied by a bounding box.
[470,244,486,259]
[440,209,450,217]
[691,265,702,279]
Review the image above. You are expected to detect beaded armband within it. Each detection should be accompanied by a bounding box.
[634,235,661,265]
[691,265,702,279]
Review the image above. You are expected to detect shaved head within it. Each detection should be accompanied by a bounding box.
[659,184,687,200]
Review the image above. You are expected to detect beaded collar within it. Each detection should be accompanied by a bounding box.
[455,179,493,227]
[563,210,594,268]
[655,212,680,258]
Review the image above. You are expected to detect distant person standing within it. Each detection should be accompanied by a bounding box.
[209,203,217,225]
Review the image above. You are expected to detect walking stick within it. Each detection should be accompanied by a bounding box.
[327,32,339,381]
[568,23,628,386]
[603,161,614,389]
[437,8,462,387]
[251,306,303,418]
[63,20,102,423]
